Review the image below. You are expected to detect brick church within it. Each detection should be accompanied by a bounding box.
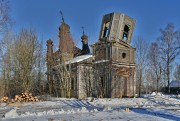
[46,12,136,99]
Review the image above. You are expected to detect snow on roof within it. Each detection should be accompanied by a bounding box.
[94,60,109,64]
[66,54,92,64]
[170,80,180,87]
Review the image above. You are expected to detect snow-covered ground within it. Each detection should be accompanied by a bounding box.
[0,94,180,121]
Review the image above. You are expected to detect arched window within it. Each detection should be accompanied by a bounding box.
[103,22,110,38]
[122,25,130,41]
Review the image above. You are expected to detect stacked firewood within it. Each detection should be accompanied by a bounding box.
[0,93,39,103]
[14,93,39,102]
[1,97,9,103]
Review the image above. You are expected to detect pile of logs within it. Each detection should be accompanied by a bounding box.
[14,93,39,102]
[1,92,39,103]
[1,97,9,103]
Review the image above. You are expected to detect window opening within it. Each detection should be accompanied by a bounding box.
[100,77,104,88]
[122,25,129,41]
[103,22,110,38]
[71,78,74,89]
[103,27,109,37]
[122,53,126,58]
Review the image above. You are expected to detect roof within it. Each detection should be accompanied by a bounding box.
[66,54,92,64]
[170,80,180,87]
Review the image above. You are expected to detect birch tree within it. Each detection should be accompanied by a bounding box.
[157,23,180,93]
[135,36,149,96]
[149,42,162,92]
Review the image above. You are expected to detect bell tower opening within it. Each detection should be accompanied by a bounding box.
[122,25,130,41]
[103,26,109,37]
[103,22,110,38]
[98,12,135,44]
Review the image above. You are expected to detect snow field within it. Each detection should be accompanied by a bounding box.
[0,94,180,121]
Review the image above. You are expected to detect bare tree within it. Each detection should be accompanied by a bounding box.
[0,0,12,97]
[81,65,93,97]
[157,23,180,93]
[149,42,162,92]
[53,62,72,98]
[32,40,47,95]
[0,30,14,97]
[13,29,40,93]
[135,36,149,96]
[145,68,155,93]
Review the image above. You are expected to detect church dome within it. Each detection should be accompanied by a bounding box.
[47,39,53,44]
[81,34,88,40]
[59,21,70,31]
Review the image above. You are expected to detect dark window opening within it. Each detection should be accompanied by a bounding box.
[71,78,74,89]
[122,53,126,58]
[103,27,109,38]
[100,77,104,88]
[122,25,130,41]
[124,25,129,33]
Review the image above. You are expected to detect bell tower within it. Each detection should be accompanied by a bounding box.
[92,12,136,98]
[58,11,74,62]
[99,12,136,44]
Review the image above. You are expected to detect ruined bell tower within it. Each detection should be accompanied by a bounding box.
[99,12,136,44]
[92,12,136,98]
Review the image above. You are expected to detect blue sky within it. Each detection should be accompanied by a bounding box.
[9,0,180,49]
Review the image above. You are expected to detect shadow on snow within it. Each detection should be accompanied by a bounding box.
[131,108,180,121]
[61,100,103,111]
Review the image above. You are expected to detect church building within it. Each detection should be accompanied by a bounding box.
[46,12,136,98]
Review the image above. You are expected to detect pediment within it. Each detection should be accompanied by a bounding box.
[112,41,132,49]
